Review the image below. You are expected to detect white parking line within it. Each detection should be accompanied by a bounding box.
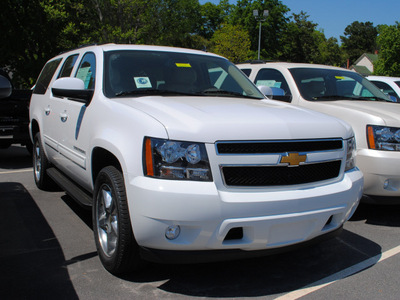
[0,168,33,175]
[275,244,400,300]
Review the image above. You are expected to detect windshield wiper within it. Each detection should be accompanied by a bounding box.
[312,95,390,102]
[115,89,196,97]
[199,88,261,99]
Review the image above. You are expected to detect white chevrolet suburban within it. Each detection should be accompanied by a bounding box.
[239,61,400,203]
[29,44,363,275]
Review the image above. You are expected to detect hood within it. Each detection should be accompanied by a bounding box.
[303,100,400,127]
[116,96,353,143]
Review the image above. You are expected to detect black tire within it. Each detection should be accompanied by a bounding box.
[33,132,54,190]
[25,139,33,155]
[93,166,141,275]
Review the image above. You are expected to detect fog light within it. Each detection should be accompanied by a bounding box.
[384,180,389,189]
[165,225,181,240]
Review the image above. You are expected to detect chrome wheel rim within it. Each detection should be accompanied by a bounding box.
[34,140,41,182]
[96,184,118,257]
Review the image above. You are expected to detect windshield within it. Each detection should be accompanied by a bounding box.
[290,68,391,102]
[103,50,264,99]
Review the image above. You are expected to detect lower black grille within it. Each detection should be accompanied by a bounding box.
[222,160,341,186]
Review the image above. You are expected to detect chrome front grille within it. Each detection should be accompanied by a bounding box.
[216,139,343,187]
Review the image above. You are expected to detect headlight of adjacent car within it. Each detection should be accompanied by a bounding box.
[345,136,356,171]
[143,137,212,181]
[367,125,400,151]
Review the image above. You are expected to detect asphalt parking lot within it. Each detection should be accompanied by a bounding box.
[1,145,400,300]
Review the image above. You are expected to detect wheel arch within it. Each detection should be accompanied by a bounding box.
[91,147,123,187]
[30,119,40,141]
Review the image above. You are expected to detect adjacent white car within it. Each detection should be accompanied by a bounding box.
[238,61,400,203]
[366,75,400,102]
[29,45,363,275]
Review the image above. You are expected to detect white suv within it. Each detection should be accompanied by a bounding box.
[238,61,400,203]
[366,75,400,102]
[30,45,363,275]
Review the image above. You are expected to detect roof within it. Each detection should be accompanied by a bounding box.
[236,61,348,71]
[350,65,372,76]
[353,53,379,65]
[367,75,400,81]
[53,43,223,60]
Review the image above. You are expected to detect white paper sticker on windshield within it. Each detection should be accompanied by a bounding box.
[134,77,152,88]
[256,80,280,87]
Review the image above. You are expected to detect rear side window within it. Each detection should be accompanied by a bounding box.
[33,58,62,95]
[58,54,79,78]
[241,69,252,76]
[75,52,96,89]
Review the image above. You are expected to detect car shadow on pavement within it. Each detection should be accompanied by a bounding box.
[350,202,400,227]
[59,187,384,298]
[119,229,382,298]
[0,145,32,169]
[0,182,79,299]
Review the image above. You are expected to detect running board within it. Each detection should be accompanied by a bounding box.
[47,167,92,207]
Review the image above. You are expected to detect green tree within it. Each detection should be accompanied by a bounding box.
[279,11,321,63]
[317,36,345,66]
[199,1,232,40]
[374,23,400,76]
[0,0,64,87]
[340,21,378,65]
[229,0,289,60]
[155,0,202,47]
[210,23,251,63]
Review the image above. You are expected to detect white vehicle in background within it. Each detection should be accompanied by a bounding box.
[29,45,363,275]
[366,75,400,102]
[238,61,400,203]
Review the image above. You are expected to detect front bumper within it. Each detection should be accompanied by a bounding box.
[0,124,30,146]
[357,148,400,198]
[126,168,363,263]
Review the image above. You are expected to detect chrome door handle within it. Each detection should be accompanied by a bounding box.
[60,112,68,122]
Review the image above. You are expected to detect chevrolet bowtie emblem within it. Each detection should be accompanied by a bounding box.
[280,153,307,166]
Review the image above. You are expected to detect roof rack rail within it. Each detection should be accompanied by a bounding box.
[58,43,105,55]
[237,59,277,64]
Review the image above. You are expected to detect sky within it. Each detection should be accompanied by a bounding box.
[199,0,400,42]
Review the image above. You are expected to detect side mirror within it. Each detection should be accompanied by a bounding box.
[52,77,93,105]
[0,75,12,99]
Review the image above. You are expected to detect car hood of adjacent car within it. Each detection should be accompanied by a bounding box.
[301,99,400,127]
[115,96,353,142]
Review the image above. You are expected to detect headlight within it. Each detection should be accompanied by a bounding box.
[143,137,212,181]
[345,136,356,171]
[367,125,400,151]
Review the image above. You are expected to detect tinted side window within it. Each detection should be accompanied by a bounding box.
[33,58,62,95]
[75,52,96,89]
[254,68,292,102]
[370,81,399,101]
[58,54,79,78]
[241,69,252,76]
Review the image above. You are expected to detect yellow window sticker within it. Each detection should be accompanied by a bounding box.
[335,76,345,80]
[175,63,191,68]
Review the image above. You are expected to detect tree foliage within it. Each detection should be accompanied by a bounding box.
[0,0,395,87]
[340,21,378,65]
[279,11,320,63]
[229,0,289,60]
[374,23,400,76]
[211,23,251,63]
